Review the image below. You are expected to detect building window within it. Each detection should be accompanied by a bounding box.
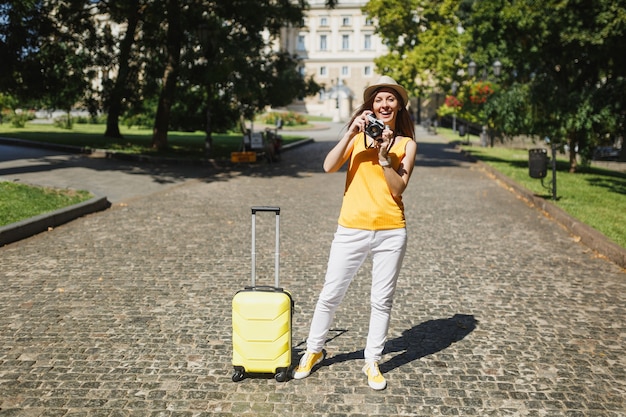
[342,16,351,26]
[364,66,372,76]
[342,34,350,50]
[320,16,328,26]
[341,66,349,77]
[364,34,372,50]
[320,66,327,76]
[365,17,374,26]
[297,35,306,51]
[320,34,328,51]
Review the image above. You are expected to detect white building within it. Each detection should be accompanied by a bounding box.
[279,0,388,121]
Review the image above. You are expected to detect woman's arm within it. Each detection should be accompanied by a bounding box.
[380,139,417,198]
[323,111,370,173]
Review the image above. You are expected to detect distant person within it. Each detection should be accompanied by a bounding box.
[293,76,417,390]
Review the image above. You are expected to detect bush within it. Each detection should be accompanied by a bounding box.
[75,114,107,124]
[53,115,73,129]
[10,113,29,128]
[122,113,154,129]
[3,110,35,128]
[263,111,308,127]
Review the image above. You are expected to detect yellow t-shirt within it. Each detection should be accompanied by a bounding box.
[338,133,412,230]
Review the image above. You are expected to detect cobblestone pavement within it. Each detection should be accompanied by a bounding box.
[1,125,624,416]
[0,143,208,204]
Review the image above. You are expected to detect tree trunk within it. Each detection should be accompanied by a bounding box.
[152,0,182,150]
[568,135,578,173]
[65,109,72,129]
[205,104,213,157]
[104,0,141,139]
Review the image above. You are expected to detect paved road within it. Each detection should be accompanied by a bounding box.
[0,144,209,204]
[0,124,624,416]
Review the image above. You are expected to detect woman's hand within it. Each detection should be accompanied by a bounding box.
[377,126,395,161]
[324,111,374,173]
[348,110,374,136]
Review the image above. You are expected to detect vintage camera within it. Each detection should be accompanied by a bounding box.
[365,114,385,140]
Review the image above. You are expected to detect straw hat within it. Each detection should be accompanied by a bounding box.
[363,76,409,107]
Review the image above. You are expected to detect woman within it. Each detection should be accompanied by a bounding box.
[293,76,417,390]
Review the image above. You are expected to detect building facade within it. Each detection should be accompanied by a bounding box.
[280,0,388,121]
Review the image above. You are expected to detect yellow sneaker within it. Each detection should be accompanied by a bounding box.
[292,350,325,379]
[362,361,387,390]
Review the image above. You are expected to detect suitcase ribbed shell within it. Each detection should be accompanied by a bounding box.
[232,289,292,373]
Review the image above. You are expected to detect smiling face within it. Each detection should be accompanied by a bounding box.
[372,87,400,130]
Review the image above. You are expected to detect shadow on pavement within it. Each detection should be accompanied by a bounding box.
[415,141,473,168]
[0,134,473,195]
[311,314,478,373]
[380,313,478,373]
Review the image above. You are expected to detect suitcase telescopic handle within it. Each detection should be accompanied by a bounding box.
[251,206,280,288]
[251,206,280,215]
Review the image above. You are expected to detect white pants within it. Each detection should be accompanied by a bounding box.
[306,225,407,362]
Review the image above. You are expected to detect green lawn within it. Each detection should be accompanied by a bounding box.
[437,128,626,249]
[0,122,308,160]
[0,181,93,226]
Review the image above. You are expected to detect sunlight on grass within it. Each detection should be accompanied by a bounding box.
[0,182,93,226]
[467,147,625,248]
[434,128,626,249]
[0,122,307,159]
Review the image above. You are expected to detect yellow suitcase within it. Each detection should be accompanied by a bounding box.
[232,206,293,382]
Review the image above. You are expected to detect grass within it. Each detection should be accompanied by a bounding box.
[0,181,93,226]
[437,128,626,249]
[0,121,309,160]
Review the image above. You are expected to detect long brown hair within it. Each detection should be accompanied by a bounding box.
[347,89,415,140]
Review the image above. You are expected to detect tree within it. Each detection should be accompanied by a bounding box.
[144,0,319,151]
[0,1,120,125]
[364,0,468,120]
[0,1,47,96]
[1,0,333,152]
[4,1,102,125]
[168,0,317,155]
[151,0,182,150]
[103,0,146,139]
[369,0,626,170]
[464,0,626,171]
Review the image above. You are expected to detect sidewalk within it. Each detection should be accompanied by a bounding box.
[0,124,624,416]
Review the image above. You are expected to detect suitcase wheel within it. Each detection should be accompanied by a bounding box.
[275,368,289,382]
[232,367,245,382]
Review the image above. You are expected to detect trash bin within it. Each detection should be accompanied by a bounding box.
[458,124,466,137]
[480,126,488,147]
[529,148,548,179]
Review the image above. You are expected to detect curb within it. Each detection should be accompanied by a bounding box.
[0,196,111,247]
[282,137,314,150]
[461,149,626,269]
[0,136,93,154]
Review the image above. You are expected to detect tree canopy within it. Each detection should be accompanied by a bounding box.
[0,0,331,151]
[366,0,626,169]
